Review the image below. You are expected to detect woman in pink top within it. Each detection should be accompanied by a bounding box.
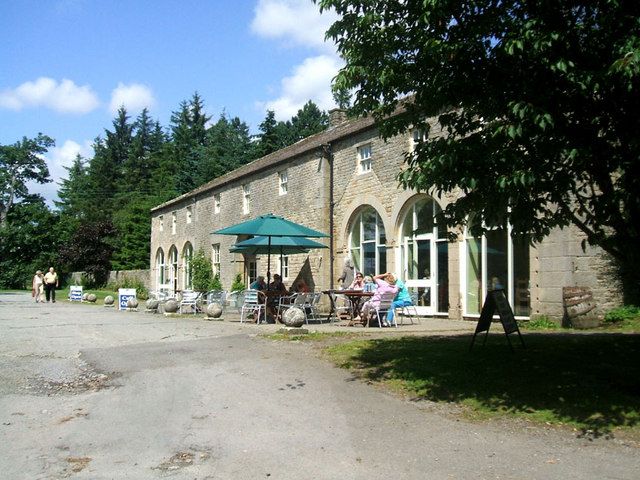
[356,272,398,325]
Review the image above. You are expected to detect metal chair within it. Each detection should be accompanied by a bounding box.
[305,292,323,322]
[179,290,201,315]
[276,293,297,321]
[202,289,227,313]
[279,292,310,323]
[371,292,398,328]
[240,289,265,323]
[329,292,353,323]
[398,291,419,325]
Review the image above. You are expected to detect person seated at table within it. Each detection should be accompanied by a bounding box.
[389,276,412,324]
[250,276,267,291]
[290,278,308,293]
[268,274,287,292]
[348,272,365,290]
[362,275,376,292]
[355,272,399,326]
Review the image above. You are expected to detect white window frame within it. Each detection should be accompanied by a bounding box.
[159,215,164,231]
[214,193,220,214]
[279,171,288,196]
[357,144,372,174]
[243,184,251,215]
[186,206,192,224]
[212,244,220,277]
[410,129,426,151]
[182,242,193,289]
[171,211,177,235]
[278,255,290,280]
[349,207,386,275]
[460,223,530,318]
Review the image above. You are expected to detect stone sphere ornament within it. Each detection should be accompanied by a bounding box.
[87,293,97,303]
[104,295,115,306]
[164,299,179,313]
[126,297,139,309]
[282,307,306,327]
[146,299,159,311]
[83,293,89,301]
[206,302,223,319]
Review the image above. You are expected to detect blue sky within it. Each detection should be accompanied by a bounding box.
[0,0,341,205]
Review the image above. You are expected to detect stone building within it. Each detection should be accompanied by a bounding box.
[150,109,620,321]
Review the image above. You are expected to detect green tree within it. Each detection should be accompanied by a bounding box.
[0,200,60,288]
[0,133,55,228]
[197,112,255,182]
[59,221,116,287]
[56,154,90,236]
[290,100,329,140]
[318,0,640,301]
[170,92,211,194]
[256,110,282,157]
[85,108,134,222]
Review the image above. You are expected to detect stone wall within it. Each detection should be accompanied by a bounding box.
[68,269,151,289]
[150,150,331,293]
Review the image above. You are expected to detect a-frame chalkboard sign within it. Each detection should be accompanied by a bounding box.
[469,289,526,352]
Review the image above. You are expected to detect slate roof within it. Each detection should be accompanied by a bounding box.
[151,113,379,212]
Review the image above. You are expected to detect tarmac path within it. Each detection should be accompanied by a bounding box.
[0,292,638,479]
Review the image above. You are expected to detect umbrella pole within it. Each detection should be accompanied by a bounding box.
[267,236,272,287]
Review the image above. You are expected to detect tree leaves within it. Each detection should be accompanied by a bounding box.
[321,0,640,300]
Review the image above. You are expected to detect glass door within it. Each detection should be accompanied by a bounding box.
[404,234,436,315]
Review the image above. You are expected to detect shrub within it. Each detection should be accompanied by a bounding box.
[209,274,223,291]
[518,316,559,330]
[604,305,640,324]
[231,273,245,292]
[110,275,148,300]
[190,248,213,291]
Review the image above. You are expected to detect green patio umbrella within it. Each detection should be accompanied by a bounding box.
[230,235,328,255]
[230,236,328,279]
[212,214,329,284]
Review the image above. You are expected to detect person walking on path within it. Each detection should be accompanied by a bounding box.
[43,267,59,303]
[32,270,44,303]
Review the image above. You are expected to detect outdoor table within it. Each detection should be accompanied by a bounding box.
[323,289,373,325]
[260,290,287,324]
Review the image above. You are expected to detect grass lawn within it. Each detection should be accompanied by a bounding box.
[322,331,640,436]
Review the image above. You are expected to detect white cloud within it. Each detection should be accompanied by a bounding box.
[251,1,343,123]
[258,55,342,120]
[0,77,100,114]
[251,0,338,52]
[28,139,93,207]
[109,83,156,115]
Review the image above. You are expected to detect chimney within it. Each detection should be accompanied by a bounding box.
[328,108,348,129]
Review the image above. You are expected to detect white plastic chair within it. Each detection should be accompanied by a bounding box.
[240,289,265,323]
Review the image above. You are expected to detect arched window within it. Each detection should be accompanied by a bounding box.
[399,197,448,314]
[349,207,386,275]
[168,246,178,294]
[182,242,193,290]
[155,248,166,291]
